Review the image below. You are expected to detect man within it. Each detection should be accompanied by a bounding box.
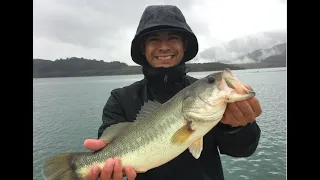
[84,5,262,180]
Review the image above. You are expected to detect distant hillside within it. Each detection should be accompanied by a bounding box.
[33,57,135,78]
[33,57,245,78]
[192,29,286,64]
[231,52,286,69]
[206,42,286,69]
[230,43,286,64]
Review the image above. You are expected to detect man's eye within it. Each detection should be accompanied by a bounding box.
[148,38,158,42]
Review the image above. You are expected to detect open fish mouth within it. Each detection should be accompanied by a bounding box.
[222,68,250,95]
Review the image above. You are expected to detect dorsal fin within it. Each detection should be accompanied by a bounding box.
[99,122,133,143]
[135,100,162,121]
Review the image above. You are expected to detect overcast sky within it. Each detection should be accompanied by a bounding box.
[33,0,287,65]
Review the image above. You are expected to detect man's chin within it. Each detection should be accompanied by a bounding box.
[152,60,180,68]
[154,63,175,68]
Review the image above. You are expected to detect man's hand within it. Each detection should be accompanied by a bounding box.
[84,139,137,180]
[221,86,262,127]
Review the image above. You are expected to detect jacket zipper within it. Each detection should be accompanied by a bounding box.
[163,69,168,89]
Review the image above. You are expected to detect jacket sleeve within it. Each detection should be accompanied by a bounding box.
[97,89,127,139]
[213,121,261,157]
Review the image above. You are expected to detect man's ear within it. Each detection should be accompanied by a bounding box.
[184,40,188,51]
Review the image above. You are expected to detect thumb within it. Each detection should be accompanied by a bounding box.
[84,139,107,151]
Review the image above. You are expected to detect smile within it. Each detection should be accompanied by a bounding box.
[155,55,174,60]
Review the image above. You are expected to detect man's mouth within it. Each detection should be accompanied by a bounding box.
[154,55,174,60]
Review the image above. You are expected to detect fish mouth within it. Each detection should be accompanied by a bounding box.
[222,68,250,95]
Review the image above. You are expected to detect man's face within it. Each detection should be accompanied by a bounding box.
[143,31,186,68]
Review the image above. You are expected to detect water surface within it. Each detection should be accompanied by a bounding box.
[33,67,286,180]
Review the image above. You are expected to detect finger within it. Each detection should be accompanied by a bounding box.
[86,166,100,180]
[222,107,241,127]
[112,158,123,180]
[235,100,256,123]
[100,158,115,180]
[245,85,253,91]
[228,111,241,127]
[228,103,246,126]
[247,97,262,117]
[221,108,231,124]
[84,139,107,151]
[124,166,137,180]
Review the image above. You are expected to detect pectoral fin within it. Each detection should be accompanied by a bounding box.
[171,123,194,145]
[188,137,203,159]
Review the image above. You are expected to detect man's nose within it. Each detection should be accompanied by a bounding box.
[158,40,170,52]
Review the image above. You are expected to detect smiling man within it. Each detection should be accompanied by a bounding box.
[84,5,262,180]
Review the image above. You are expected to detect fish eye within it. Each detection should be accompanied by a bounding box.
[207,76,215,84]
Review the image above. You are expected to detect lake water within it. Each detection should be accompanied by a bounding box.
[33,67,287,180]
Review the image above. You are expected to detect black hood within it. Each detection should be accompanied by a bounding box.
[131,5,199,66]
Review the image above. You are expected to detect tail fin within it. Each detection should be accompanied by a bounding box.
[42,152,83,180]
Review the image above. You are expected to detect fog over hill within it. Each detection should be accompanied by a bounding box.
[226,42,286,64]
[190,29,286,64]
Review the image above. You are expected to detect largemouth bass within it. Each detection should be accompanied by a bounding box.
[42,68,256,180]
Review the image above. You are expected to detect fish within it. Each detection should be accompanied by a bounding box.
[42,68,256,180]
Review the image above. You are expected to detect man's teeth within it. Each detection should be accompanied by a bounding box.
[156,56,173,60]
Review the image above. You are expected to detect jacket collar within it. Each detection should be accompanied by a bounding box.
[142,63,188,103]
